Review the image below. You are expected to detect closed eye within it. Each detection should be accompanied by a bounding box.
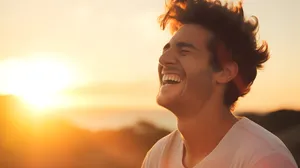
[180,49,190,55]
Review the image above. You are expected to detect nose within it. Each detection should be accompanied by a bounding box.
[159,49,177,67]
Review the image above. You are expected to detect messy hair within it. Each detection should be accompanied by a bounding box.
[158,0,270,110]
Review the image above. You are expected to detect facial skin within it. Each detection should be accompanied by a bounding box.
[156,24,238,117]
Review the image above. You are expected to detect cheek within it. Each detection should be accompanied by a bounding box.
[181,56,214,93]
[185,69,214,96]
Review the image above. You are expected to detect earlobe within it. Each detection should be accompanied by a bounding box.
[216,61,238,84]
[227,75,232,82]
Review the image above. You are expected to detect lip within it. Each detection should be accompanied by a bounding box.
[161,67,183,76]
[161,71,181,75]
[158,64,182,76]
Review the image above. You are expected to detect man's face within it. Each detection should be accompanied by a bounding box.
[156,24,218,113]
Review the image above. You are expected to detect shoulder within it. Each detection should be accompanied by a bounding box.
[231,117,297,166]
[237,117,287,147]
[251,152,298,168]
[236,118,290,152]
[141,130,180,168]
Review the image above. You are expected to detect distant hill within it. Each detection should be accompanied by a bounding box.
[0,95,299,168]
[240,109,300,132]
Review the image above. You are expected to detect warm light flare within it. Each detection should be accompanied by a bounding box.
[0,53,75,113]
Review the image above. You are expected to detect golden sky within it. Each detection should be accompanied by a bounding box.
[0,0,300,112]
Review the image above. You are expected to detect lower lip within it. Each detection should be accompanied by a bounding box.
[160,84,170,91]
[161,83,180,88]
[162,82,181,85]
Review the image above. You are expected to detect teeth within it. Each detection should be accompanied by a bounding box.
[162,74,181,82]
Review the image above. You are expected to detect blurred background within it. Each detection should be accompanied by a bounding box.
[0,0,299,167]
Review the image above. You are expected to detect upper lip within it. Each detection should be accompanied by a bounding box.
[160,66,181,76]
[161,71,181,76]
[158,64,183,82]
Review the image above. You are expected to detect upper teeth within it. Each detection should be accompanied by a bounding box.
[162,74,181,82]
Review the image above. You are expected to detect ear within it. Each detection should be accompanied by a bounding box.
[215,61,238,84]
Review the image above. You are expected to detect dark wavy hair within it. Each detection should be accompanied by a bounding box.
[158,0,270,110]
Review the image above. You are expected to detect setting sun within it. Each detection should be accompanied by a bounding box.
[0,53,75,113]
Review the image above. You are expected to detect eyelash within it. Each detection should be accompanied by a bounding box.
[180,50,189,55]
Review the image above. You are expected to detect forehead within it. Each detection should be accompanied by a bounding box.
[169,24,213,48]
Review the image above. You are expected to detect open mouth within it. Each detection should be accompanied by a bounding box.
[162,74,182,85]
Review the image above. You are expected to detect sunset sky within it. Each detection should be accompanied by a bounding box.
[0,0,300,114]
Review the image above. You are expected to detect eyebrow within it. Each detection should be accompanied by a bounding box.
[176,42,198,50]
[163,41,198,51]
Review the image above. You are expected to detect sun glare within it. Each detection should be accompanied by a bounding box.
[0,53,75,114]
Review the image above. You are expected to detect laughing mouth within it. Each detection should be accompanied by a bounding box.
[162,74,181,85]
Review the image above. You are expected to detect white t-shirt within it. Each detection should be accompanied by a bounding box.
[142,117,298,168]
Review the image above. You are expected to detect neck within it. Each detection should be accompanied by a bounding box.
[176,98,238,168]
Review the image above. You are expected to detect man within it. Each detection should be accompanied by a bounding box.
[141,0,298,168]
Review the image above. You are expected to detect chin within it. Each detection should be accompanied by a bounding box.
[156,84,184,111]
[156,95,172,108]
[156,95,186,117]
[157,72,186,110]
